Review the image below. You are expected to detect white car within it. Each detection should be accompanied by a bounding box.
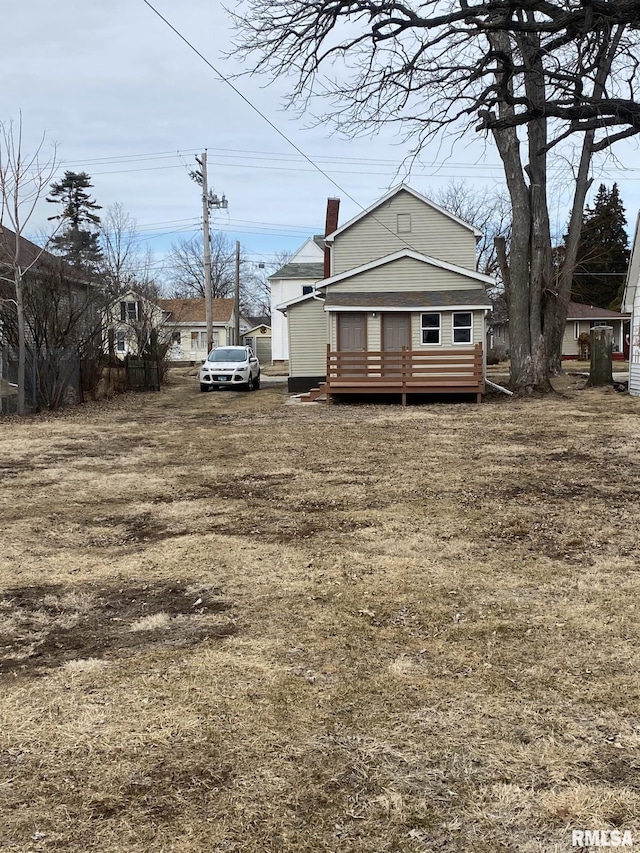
[199,345,261,392]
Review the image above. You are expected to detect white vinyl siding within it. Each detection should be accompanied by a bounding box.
[329,256,484,294]
[288,298,329,378]
[271,276,323,360]
[331,190,477,274]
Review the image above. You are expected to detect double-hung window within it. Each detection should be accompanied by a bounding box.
[120,300,139,322]
[452,312,473,344]
[116,330,126,352]
[421,313,441,345]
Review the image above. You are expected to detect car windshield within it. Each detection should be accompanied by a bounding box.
[206,348,247,363]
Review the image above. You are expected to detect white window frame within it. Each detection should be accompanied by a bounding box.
[574,321,580,339]
[420,312,441,346]
[452,312,473,345]
[190,331,206,348]
[116,330,126,352]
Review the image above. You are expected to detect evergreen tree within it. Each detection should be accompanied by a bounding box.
[47,171,103,272]
[571,183,630,310]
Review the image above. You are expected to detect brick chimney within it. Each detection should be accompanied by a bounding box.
[324,197,340,279]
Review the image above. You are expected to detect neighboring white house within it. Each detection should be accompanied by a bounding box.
[622,211,640,396]
[107,293,249,363]
[269,236,325,362]
[278,184,494,398]
[158,298,242,363]
[106,290,166,358]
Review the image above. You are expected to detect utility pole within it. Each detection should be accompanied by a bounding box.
[190,152,228,354]
[235,240,241,345]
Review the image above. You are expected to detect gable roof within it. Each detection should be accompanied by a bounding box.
[324,184,483,243]
[566,300,629,320]
[269,261,325,281]
[158,298,235,324]
[622,211,640,313]
[317,248,495,289]
[244,323,272,334]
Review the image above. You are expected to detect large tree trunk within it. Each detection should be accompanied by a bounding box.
[488,28,553,393]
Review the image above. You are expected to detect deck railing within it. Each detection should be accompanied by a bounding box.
[324,343,484,403]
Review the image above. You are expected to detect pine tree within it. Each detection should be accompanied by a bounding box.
[47,171,103,273]
[571,183,630,310]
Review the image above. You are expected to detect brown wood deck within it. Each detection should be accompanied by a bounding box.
[322,344,484,405]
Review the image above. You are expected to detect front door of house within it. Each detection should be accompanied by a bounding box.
[382,313,411,351]
[337,313,366,377]
[382,313,410,375]
[338,313,366,351]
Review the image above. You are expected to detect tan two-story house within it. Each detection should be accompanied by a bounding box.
[278,184,494,402]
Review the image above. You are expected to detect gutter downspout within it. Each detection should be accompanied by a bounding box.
[484,376,514,395]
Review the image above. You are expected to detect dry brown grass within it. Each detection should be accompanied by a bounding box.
[1,371,639,851]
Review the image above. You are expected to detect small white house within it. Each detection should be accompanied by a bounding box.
[158,298,239,363]
[106,290,166,358]
[269,236,325,362]
[622,211,640,396]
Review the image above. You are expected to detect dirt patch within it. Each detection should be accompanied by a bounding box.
[1,372,640,852]
[0,580,235,678]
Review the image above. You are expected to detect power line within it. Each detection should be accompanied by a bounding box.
[140,0,367,205]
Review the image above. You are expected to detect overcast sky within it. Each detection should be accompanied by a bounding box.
[4,0,640,281]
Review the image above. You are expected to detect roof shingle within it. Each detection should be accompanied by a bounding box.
[324,290,493,309]
[158,297,234,323]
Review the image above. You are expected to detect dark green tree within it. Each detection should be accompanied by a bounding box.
[572,184,630,310]
[47,171,103,272]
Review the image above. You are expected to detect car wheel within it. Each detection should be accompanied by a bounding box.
[254,371,261,389]
[200,383,209,392]
[246,374,254,392]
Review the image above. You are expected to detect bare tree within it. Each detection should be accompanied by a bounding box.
[0,118,59,414]
[431,180,511,281]
[167,232,235,299]
[0,257,106,409]
[100,203,156,294]
[231,1,640,393]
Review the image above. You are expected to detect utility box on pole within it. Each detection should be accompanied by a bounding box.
[587,325,614,387]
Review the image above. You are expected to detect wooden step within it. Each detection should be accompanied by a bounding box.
[300,383,328,402]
